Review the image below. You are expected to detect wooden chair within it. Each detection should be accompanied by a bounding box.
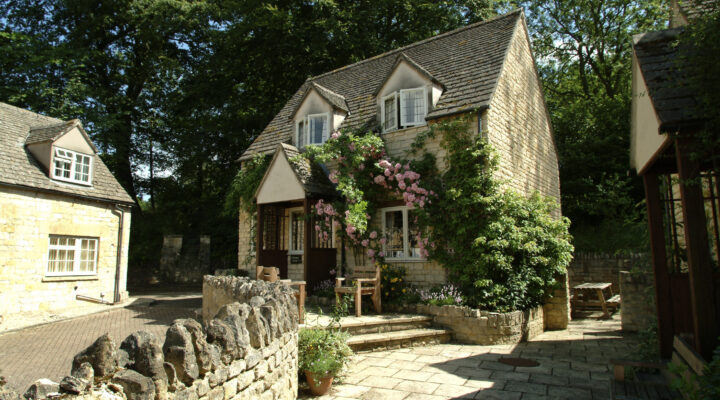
[334,265,382,317]
[255,265,306,324]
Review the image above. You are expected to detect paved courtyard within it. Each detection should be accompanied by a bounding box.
[0,292,200,393]
[304,315,633,400]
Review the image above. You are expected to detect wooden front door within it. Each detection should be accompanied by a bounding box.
[306,215,337,293]
[258,205,288,278]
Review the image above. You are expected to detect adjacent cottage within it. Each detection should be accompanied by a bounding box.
[237,10,560,290]
[629,0,720,359]
[0,102,134,321]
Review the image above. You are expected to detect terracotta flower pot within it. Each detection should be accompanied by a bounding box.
[305,370,334,396]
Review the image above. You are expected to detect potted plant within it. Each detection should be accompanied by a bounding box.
[298,327,353,396]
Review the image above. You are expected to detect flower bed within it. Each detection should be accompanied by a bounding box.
[394,303,544,345]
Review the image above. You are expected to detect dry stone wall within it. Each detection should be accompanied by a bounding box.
[13,278,298,400]
[619,271,656,332]
[567,253,648,290]
[410,304,544,345]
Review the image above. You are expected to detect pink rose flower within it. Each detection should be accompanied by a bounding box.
[369,231,377,239]
[361,239,369,247]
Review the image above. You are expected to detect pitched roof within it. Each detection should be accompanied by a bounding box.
[0,102,134,204]
[280,143,336,196]
[633,28,702,130]
[373,53,444,96]
[26,119,99,152]
[240,9,522,160]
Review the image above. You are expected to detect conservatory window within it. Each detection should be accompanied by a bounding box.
[381,87,427,133]
[46,236,98,276]
[382,207,423,260]
[296,113,330,148]
[52,147,92,185]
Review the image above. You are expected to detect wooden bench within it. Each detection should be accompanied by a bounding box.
[610,336,705,399]
[256,265,306,324]
[335,265,382,317]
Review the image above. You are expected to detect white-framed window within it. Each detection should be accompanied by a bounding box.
[381,87,427,133]
[381,92,397,132]
[295,112,330,148]
[381,206,423,260]
[46,236,98,276]
[52,147,92,185]
[289,209,304,254]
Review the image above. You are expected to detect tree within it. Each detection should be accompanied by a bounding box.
[515,0,668,250]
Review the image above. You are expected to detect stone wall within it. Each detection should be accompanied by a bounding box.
[543,273,571,330]
[568,253,648,289]
[14,277,299,400]
[486,20,561,212]
[620,271,656,332]
[237,210,255,275]
[0,186,131,322]
[410,303,544,345]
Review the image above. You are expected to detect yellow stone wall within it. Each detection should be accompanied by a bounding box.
[0,186,131,318]
[237,209,255,275]
[486,23,561,210]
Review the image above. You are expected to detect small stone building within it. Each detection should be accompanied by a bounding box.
[0,102,134,321]
[237,10,561,290]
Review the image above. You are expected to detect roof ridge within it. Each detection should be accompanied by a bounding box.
[311,82,346,100]
[307,9,523,83]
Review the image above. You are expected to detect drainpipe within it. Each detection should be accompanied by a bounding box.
[113,204,128,304]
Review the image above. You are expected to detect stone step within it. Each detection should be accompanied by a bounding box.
[338,315,434,336]
[347,328,452,352]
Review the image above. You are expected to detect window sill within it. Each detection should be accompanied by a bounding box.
[43,275,98,282]
[381,124,428,135]
[385,258,427,263]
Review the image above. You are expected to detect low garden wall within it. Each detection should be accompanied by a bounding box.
[568,252,648,289]
[619,271,656,332]
[414,303,544,345]
[14,277,299,400]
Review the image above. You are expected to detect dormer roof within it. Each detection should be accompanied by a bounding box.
[0,102,134,204]
[373,53,445,96]
[240,9,522,161]
[289,82,350,120]
[26,119,98,152]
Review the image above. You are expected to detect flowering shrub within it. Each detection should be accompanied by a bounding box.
[415,284,464,306]
[379,263,408,302]
[303,130,435,264]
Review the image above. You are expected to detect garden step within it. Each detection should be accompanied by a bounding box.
[347,327,452,352]
[338,315,434,335]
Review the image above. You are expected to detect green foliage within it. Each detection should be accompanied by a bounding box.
[420,118,574,311]
[516,0,667,230]
[379,263,409,303]
[571,219,649,254]
[298,328,353,380]
[225,154,271,215]
[676,3,720,169]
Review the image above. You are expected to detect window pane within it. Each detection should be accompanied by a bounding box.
[408,211,421,258]
[74,154,90,182]
[50,237,58,246]
[384,96,396,130]
[291,213,304,252]
[384,210,405,258]
[297,121,306,147]
[401,89,425,125]
[55,159,71,178]
[309,115,327,144]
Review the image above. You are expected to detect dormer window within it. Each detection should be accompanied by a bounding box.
[381,87,428,133]
[52,147,92,185]
[296,112,330,148]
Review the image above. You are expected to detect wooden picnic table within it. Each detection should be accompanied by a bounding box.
[571,282,621,318]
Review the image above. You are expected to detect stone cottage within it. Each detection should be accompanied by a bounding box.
[0,102,134,321]
[237,10,560,290]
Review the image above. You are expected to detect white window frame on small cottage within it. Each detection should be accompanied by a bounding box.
[295,112,330,148]
[51,147,93,185]
[46,235,99,277]
[380,87,427,133]
[381,206,424,261]
[288,208,304,255]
